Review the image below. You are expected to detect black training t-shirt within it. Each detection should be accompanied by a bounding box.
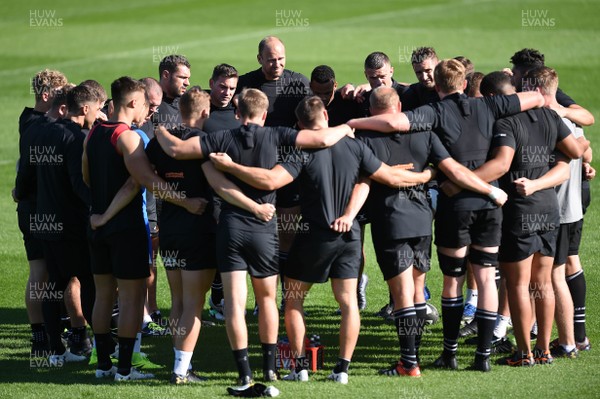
[358,130,449,239]
[19,107,46,136]
[15,115,56,202]
[203,102,241,133]
[326,91,363,127]
[200,123,298,231]
[492,108,571,235]
[281,137,382,240]
[400,83,441,111]
[556,88,576,108]
[405,92,521,211]
[86,122,145,237]
[153,96,182,130]
[237,69,310,127]
[34,119,90,241]
[359,80,408,117]
[146,127,216,237]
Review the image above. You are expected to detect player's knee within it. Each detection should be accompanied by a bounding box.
[438,252,467,277]
[469,248,498,267]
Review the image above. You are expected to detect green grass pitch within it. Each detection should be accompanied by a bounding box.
[0,0,599,398]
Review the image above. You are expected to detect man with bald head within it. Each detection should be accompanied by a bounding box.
[237,36,310,128]
[139,77,163,138]
[237,37,312,312]
[357,87,508,377]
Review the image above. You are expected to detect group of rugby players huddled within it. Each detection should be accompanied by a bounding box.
[15,35,594,394]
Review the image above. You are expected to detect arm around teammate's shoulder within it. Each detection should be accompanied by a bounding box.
[209,152,295,191]
[155,125,203,160]
[516,91,545,111]
[295,124,354,148]
[347,113,410,133]
[369,163,434,188]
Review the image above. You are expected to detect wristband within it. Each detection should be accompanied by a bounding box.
[488,186,503,201]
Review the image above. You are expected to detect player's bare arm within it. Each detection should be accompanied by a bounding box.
[514,158,570,197]
[118,129,207,214]
[369,163,434,188]
[437,158,507,206]
[295,123,354,148]
[556,134,590,159]
[346,112,410,133]
[516,91,545,111]
[201,161,275,222]
[155,125,203,160]
[552,104,595,127]
[209,152,294,191]
[441,146,514,197]
[90,176,140,230]
[331,178,371,233]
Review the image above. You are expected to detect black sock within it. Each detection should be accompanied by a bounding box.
[31,323,46,342]
[295,356,307,372]
[94,333,113,371]
[393,307,418,367]
[333,358,350,374]
[70,326,87,344]
[441,296,463,356]
[117,336,135,375]
[414,302,427,355]
[233,348,252,380]
[261,343,277,372]
[475,309,496,357]
[211,274,224,304]
[567,270,587,342]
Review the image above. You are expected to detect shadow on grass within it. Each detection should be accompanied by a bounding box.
[0,303,478,383]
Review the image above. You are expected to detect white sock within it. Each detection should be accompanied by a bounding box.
[562,344,576,352]
[142,314,153,327]
[173,350,193,376]
[133,333,142,353]
[466,289,478,306]
[494,314,510,337]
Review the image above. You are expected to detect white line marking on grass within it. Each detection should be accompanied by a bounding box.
[0,0,493,78]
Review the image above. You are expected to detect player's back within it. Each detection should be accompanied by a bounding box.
[86,122,144,236]
[35,120,89,240]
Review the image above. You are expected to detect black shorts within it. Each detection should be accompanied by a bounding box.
[160,233,217,271]
[42,239,93,289]
[285,232,361,283]
[88,226,150,280]
[554,220,583,266]
[499,227,558,263]
[373,235,432,280]
[435,208,502,248]
[216,226,278,278]
[17,202,44,261]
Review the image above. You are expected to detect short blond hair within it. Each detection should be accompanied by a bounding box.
[434,59,466,94]
[238,88,269,119]
[523,66,558,96]
[32,69,68,101]
[179,86,210,120]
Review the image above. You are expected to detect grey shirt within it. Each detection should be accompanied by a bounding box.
[556,118,583,224]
